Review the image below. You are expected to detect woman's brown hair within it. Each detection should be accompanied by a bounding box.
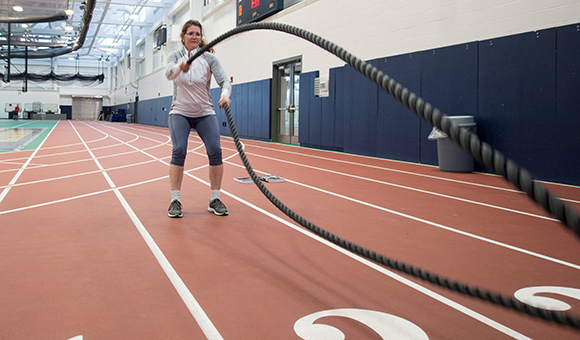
[181,19,214,53]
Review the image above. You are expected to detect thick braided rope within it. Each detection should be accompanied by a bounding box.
[188,22,580,330]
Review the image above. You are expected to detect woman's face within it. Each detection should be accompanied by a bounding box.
[181,25,202,51]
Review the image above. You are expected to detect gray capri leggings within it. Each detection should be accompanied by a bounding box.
[169,113,223,167]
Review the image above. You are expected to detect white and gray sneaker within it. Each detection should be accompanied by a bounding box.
[208,198,228,216]
[168,199,183,218]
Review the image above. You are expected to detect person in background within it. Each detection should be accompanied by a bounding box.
[165,19,232,218]
[12,105,19,120]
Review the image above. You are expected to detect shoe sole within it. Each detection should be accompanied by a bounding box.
[168,212,183,218]
[208,207,228,216]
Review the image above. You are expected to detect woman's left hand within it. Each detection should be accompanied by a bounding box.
[219,95,231,108]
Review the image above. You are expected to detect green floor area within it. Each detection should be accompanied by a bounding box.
[0,119,58,153]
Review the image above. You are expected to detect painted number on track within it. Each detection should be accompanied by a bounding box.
[515,286,580,311]
[294,308,428,340]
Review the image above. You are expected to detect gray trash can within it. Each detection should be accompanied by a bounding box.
[126,114,134,123]
[437,115,476,172]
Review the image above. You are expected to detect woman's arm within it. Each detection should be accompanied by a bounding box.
[165,51,184,81]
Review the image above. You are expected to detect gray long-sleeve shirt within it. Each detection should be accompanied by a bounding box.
[165,47,231,118]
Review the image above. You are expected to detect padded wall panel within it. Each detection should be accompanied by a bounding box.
[299,72,312,145]
[420,42,479,166]
[332,67,344,149]
[478,29,557,181]
[375,54,422,163]
[260,79,271,139]
[157,97,172,127]
[309,72,322,146]
[136,100,150,125]
[240,83,249,137]
[231,84,243,136]
[135,97,171,127]
[555,24,580,185]
[343,65,378,156]
[320,71,336,149]
[249,81,259,138]
[221,79,271,140]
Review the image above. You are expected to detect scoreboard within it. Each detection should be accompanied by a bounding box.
[237,0,284,26]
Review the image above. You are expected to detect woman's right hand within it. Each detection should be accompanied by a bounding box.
[180,61,190,73]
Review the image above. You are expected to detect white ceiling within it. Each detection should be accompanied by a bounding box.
[1,0,174,62]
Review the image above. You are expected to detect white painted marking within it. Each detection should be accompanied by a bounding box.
[243,152,558,221]
[514,286,580,311]
[294,309,429,340]
[181,175,533,340]
[69,121,224,340]
[223,160,580,271]
[242,141,580,204]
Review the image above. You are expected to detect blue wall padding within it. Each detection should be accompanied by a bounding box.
[260,80,271,139]
[332,67,345,150]
[136,97,170,127]
[375,53,422,163]
[212,78,271,140]
[298,72,312,145]
[478,28,557,182]
[342,63,378,157]
[420,42,479,166]
[554,24,580,184]
[308,71,322,146]
[320,69,337,148]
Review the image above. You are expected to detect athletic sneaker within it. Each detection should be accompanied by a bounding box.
[168,199,183,218]
[208,198,228,216]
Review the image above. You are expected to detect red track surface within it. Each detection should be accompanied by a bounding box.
[0,120,579,339]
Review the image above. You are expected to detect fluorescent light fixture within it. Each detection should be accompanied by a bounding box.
[21,23,28,28]
[13,6,23,12]
[119,30,126,35]
[129,14,139,20]
[65,9,75,15]
[111,42,118,46]
[68,57,75,60]
[65,25,73,31]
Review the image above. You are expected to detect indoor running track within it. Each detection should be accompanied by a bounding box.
[0,119,579,340]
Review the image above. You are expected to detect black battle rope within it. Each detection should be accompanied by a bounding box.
[187,22,580,330]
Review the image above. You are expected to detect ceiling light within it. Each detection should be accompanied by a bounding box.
[65,9,75,15]
[119,30,126,35]
[65,25,73,31]
[13,6,23,12]
[111,42,118,46]
[129,14,139,20]
[68,57,75,60]
[21,23,28,28]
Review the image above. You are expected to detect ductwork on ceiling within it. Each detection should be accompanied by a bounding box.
[0,0,96,59]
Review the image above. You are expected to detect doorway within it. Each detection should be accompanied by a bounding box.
[273,57,301,144]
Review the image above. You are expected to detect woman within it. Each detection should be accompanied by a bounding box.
[165,19,231,218]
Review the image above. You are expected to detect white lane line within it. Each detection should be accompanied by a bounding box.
[69,121,224,340]
[0,121,58,204]
[183,172,533,340]
[223,160,580,270]
[237,140,580,203]
[242,151,559,222]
